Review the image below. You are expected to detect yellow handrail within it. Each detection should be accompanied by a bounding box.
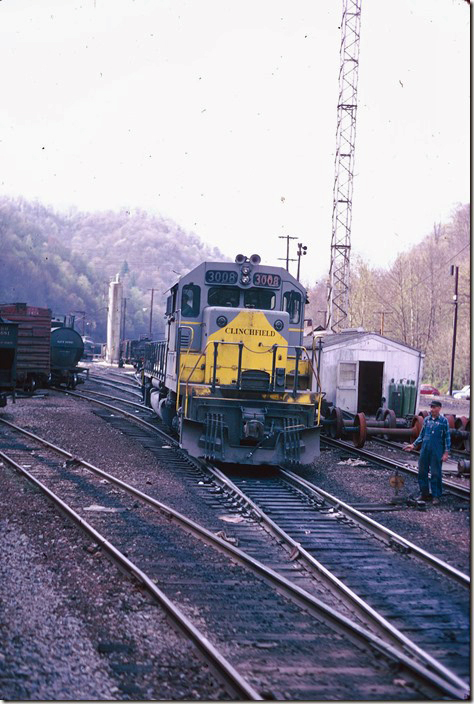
[179,340,324,423]
[176,326,195,411]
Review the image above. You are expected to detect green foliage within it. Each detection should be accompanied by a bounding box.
[305,204,470,387]
[0,196,222,341]
[348,204,470,387]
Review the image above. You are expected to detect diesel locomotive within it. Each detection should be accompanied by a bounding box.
[142,254,323,465]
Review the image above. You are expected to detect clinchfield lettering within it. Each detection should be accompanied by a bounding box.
[224,327,276,337]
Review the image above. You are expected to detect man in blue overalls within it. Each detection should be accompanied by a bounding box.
[404,400,451,505]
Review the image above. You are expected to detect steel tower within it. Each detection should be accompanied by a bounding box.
[327,0,362,332]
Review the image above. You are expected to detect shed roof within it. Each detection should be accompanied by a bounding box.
[304,329,422,355]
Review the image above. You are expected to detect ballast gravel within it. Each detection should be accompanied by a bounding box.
[0,376,470,700]
[0,394,228,701]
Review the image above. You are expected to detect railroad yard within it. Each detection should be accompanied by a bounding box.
[0,362,470,701]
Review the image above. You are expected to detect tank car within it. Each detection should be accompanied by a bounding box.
[50,323,85,388]
[0,317,18,406]
[142,254,323,466]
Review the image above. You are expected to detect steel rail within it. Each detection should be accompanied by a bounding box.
[206,464,469,695]
[71,388,151,412]
[280,468,470,588]
[52,388,179,446]
[369,434,469,460]
[322,436,470,499]
[0,448,262,701]
[87,376,142,394]
[0,419,467,700]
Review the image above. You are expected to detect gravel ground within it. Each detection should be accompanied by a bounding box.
[0,392,229,701]
[0,382,470,700]
[297,392,470,574]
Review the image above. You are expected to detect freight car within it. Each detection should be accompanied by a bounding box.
[50,321,85,388]
[120,336,152,370]
[0,303,51,391]
[0,304,86,393]
[142,254,323,466]
[0,317,18,406]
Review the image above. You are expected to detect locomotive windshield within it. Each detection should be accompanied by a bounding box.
[208,287,240,307]
[243,288,276,310]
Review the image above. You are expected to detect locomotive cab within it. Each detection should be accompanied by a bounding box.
[143,254,322,465]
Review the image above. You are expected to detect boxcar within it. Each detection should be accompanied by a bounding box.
[0,303,51,391]
[0,317,18,406]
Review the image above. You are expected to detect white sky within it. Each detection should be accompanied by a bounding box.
[0,0,469,285]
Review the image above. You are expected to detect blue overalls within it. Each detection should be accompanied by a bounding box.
[413,414,451,498]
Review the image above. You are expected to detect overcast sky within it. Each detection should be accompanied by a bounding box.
[0,0,469,285]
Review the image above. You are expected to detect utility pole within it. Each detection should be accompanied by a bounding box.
[327,0,362,332]
[278,235,298,271]
[148,288,155,339]
[121,297,127,343]
[71,310,86,335]
[374,310,392,336]
[296,243,307,281]
[449,265,459,396]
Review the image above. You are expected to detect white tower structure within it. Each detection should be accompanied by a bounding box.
[327,0,362,332]
[106,274,123,364]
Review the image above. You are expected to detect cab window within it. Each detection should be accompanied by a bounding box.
[208,287,240,307]
[283,291,301,323]
[181,284,200,317]
[243,288,276,310]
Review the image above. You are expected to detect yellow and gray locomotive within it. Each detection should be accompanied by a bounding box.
[142,254,323,465]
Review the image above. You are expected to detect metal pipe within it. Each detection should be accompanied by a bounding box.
[211,341,219,392]
[237,342,244,389]
[271,345,277,390]
[449,265,459,396]
[293,347,300,396]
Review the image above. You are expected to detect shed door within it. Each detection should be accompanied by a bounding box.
[336,361,358,413]
[358,361,384,414]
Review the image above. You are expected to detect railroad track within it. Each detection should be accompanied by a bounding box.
[1,417,463,700]
[40,384,471,697]
[321,436,470,500]
[212,465,470,684]
[71,380,471,503]
[86,371,143,397]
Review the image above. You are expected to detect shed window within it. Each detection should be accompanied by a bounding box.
[208,286,240,307]
[339,362,357,386]
[283,291,302,324]
[181,284,200,317]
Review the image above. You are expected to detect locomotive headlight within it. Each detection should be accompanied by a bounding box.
[241,265,250,275]
[216,315,228,328]
[274,319,284,332]
[241,274,250,285]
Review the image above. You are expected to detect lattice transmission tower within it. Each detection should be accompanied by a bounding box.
[327,0,362,332]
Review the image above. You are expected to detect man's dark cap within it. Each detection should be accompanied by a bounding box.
[430,400,442,407]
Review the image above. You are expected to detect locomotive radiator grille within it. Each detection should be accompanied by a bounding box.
[283,416,304,464]
[204,412,225,460]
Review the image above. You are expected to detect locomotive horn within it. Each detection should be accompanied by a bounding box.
[249,254,261,265]
[235,254,246,264]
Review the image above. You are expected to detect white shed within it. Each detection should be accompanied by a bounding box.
[305,329,424,416]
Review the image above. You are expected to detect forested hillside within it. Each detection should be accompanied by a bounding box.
[1,197,469,387]
[305,203,470,389]
[0,197,221,340]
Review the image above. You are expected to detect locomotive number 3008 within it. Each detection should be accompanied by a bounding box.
[253,273,281,288]
[205,270,238,284]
